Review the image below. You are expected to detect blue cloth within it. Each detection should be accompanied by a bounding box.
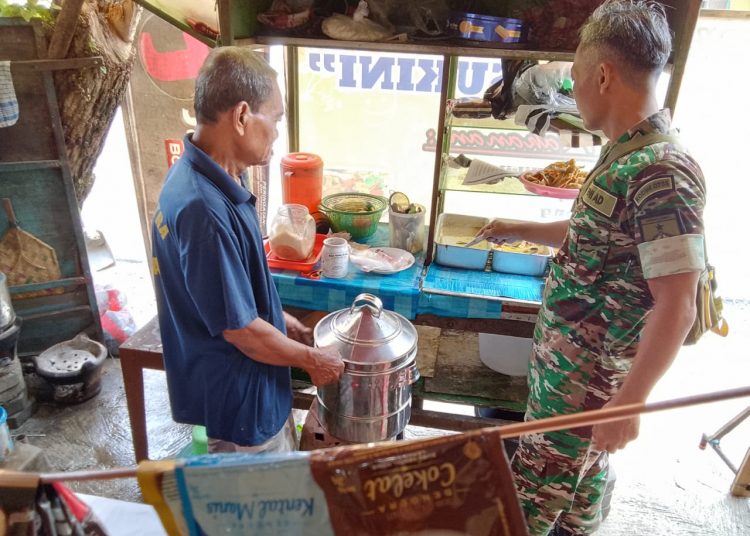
[0,62,19,128]
[272,259,423,319]
[418,264,543,318]
[271,226,423,318]
[152,134,291,447]
[269,224,545,319]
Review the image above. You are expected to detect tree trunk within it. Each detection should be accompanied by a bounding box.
[48,0,141,205]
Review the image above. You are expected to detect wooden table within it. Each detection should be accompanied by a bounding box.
[120,314,533,463]
[119,317,165,463]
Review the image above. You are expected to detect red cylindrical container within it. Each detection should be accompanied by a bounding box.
[280,153,323,215]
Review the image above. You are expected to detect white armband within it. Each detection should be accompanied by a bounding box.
[637,234,705,279]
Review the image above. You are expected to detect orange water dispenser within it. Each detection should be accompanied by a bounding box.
[280,152,323,215]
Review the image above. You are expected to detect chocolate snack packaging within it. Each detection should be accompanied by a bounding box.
[310,429,528,536]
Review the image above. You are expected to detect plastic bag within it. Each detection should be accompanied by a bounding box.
[100,309,137,356]
[95,285,127,313]
[483,59,536,120]
[321,7,392,41]
[513,61,577,111]
[349,247,411,272]
[95,284,136,356]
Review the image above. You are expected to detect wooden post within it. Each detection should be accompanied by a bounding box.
[217,0,234,46]
[285,45,300,153]
[425,54,453,266]
[47,0,86,59]
[731,448,750,497]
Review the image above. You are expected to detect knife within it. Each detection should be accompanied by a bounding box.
[464,233,486,248]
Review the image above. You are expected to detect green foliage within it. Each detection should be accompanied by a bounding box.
[0,0,54,22]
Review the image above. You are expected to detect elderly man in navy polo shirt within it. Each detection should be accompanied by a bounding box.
[151,47,344,454]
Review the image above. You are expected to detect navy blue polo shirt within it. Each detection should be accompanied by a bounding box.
[151,134,290,446]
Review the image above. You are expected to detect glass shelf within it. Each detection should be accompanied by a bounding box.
[440,165,531,195]
[447,115,523,131]
[241,35,576,62]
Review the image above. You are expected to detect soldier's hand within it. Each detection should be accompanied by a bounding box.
[479,219,518,245]
[307,346,344,386]
[592,402,641,453]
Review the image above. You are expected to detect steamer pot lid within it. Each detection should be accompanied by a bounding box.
[315,293,417,365]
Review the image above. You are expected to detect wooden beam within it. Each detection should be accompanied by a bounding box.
[731,448,750,497]
[48,0,86,59]
[241,36,575,62]
[664,0,701,115]
[700,9,750,19]
[0,160,62,172]
[425,54,453,266]
[10,57,103,72]
[285,46,300,152]
[217,0,234,46]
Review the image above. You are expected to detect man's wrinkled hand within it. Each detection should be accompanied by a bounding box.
[285,313,314,346]
[308,346,344,386]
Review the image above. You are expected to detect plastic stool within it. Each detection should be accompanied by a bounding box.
[192,425,208,455]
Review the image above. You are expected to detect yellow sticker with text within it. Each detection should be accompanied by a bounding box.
[582,183,618,217]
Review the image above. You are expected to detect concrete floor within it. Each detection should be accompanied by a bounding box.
[8,301,749,534]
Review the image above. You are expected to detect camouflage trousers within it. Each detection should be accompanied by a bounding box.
[510,328,631,535]
[511,432,608,536]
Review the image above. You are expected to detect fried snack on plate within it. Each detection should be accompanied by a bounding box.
[525,159,587,189]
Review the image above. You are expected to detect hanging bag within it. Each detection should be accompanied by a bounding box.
[683,251,728,345]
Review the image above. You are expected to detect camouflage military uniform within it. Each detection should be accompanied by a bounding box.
[511,109,705,536]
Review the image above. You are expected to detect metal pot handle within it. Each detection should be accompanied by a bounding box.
[350,293,383,318]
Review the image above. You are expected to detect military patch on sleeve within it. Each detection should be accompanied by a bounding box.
[638,211,685,241]
[633,175,674,206]
[582,183,618,217]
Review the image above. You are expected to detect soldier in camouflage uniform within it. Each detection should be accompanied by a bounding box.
[479,2,706,535]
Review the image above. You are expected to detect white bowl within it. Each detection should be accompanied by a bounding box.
[478,333,532,376]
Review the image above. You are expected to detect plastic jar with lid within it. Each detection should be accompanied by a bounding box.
[268,204,316,261]
[280,153,323,215]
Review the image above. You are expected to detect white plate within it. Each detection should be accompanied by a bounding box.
[350,247,415,274]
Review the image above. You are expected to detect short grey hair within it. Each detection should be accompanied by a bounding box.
[579,0,672,75]
[194,47,277,124]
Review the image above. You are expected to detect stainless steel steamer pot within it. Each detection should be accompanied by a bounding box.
[0,273,15,331]
[313,293,420,442]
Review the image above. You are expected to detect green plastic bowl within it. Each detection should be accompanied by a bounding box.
[319,193,387,239]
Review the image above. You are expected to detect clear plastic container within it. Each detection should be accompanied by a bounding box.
[389,205,426,254]
[268,204,315,261]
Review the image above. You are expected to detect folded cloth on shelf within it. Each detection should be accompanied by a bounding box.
[0,61,19,128]
[515,104,605,147]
